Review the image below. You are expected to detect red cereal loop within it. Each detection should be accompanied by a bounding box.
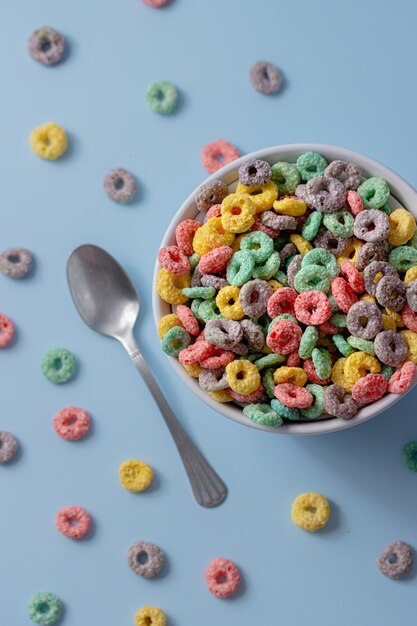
[179,340,212,365]
[206,204,222,219]
[345,190,364,216]
[267,287,298,318]
[251,215,280,239]
[286,350,301,367]
[318,321,340,335]
[0,313,15,348]
[274,382,313,408]
[53,407,91,441]
[331,277,358,313]
[55,505,91,539]
[199,246,233,274]
[227,383,264,403]
[205,557,241,599]
[175,219,201,256]
[157,245,190,276]
[201,140,240,174]
[176,305,200,336]
[303,357,332,385]
[401,304,417,333]
[199,347,235,369]
[266,319,302,355]
[388,361,417,394]
[351,373,388,404]
[294,291,332,325]
[340,260,365,294]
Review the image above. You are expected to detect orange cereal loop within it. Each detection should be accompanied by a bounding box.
[157,313,182,339]
[156,268,190,304]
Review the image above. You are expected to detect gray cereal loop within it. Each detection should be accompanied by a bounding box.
[353,209,390,242]
[191,267,204,287]
[127,541,164,578]
[205,319,242,350]
[295,184,309,202]
[239,279,272,318]
[355,241,389,271]
[375,275,406,312]
[346,301,382,340]
[195,180,229,212]
[364,261,398,296]
[377,541,413,579]
[199,367,228,392]
[305,176,346,213]
[103,168,137,203]
[261,212,297,231]
[324,385,358,420]
[324,160,362,190]
[314,228,352,256]
[406,280,417,312]
[240,319,265,352]
[28,27,65,65]
[374,330,408,367]
[287,254,302,289]
[279,243,298,267]
[0,431,18,464]
[239,159,271,185]
[249,61,283,94]
[201,274,228,290]
[0,247,33,278]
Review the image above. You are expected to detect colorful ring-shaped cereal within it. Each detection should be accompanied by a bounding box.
[205,318,243,350]
[55,505,91,539]
[146,80,177,114]
[199,246,233,274]
[103,168,137,203]
[119,459,154,492]
[40,347,77,384]
[252,251,280,280]
[345,190,364,216]
[355,241,389,271]
[135,606,166,626]
[339,260,365,293]
[127,541,164,578]
[199,298,224,322]
[243,403,283,427]
[249,60,283,94]
[346,335,374,355]
[294,265,331,293]
[274,382,313,408]
[0,313,15,348]
[0,247,33,278]
[273,366,307,386]
[239,279,272,317]
[294,291,332,325]
[195,180,229,212]
[28,27,65,65]
[0,431,18,464]
[29,122,67,160]
[311,347,332,380]
[363,260,397,296]
[201,140,240,173]
[239,159,272,185]
[53,407,91,441]
[236,180,278,212]
[314,228,353,257]
[300,384,325,419]
[226,251,255,286]
[323,384,358,419]
[215,286,244,320]
[375,275,406,312]
[331,277,358,313]
[323,210,354,238]
[377,541,413,579]
[175,219,201,256]
[176,305,199,336]
[388,361,417,393]
[225,359,261,395]
[227,382,264,403]
[158,245,190,275]
[388,208,416,246]
[240,319,265,352]
[357,177,390,209]
[267,319,302,355]
[291,492,331,532]
[324,159,361,190]
[270,398,300,420]
[388,246,417,272]
[301,211,323,241]
[205,557,241,598]
[162,326,191,357]
[271,161,301,195]
[221,193,256,233]
[28,592,63,625]
[240,230,274,264]
[267,287,297,318]
[351,372,388,404]
[353,209,390,242]
[156,268,190,304]
[157,313,182,339]
[346,301,382,340]
[302,248,339,278]
[296,152,328,181]
[199,367,228,392]
[305,176,345,212]
[344,351,381,386]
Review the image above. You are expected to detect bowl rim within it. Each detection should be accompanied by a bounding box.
[152,143,417,435]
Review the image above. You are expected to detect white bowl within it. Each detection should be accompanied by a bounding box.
[153,144,417,435]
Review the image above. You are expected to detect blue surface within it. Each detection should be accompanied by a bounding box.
[2,0,417,624]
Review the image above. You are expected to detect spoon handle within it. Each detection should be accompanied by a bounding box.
[130,350,227,508]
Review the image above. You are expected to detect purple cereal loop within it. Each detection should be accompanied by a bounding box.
[249,61,283,94]
[201,274,229,290]
[374,330,408,367]
[199,367,228,391]
[363,261,398,296]
[238,279,273,318]
[324,160,362,191]
[205,319,243,349]
[324,384,358,419]
[346,300,382,340]
[239,159,272,185]
[375,275,406,312]
[353,209,390,242]
[295,184,308,202]
[406,280,417,312]
[355,241,389,272]
[195,180,229,212]
[305,176,346,213]
[313,228,353,256]
[231,342,249,355]
[377,541,413,579]
[240,319,265,352]
[191,267,204,287]
[287,254,302,289]
[279,243,298,267]
[261,212,297,231]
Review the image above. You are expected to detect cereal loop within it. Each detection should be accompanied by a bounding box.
[119,459,154,492]
[135,606,166,626]
[201,140,240,173]
[291,492,331,532]
[53,407,91,441]
[55,505,91,539]
[29,122,67,160]
[205,557,241,598]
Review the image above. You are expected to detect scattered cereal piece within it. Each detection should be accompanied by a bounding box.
[29,122,67,160]
[0,247,33,278]
[103,168,137,203]
[377,541,413,579]
[0,431,18,464]
[146,80,177,114]
[55,505,91,539]
[0,313,15,348]
[205,557,241,598]
[41,348,77,384]
[135,606,166,626]
[249,61,283,94]
[28,592,62,625]
[127,541,164,577]
[119,459,154,492]
[28,27,65,65]
[201,140,240,174]
[53,407,91,441]
[291,492,331,532]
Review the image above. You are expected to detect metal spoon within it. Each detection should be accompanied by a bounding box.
[67,244,227,508]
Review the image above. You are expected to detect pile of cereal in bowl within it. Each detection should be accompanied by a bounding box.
[155,151,417,428]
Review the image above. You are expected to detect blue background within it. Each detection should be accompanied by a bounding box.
[1,0,417,624]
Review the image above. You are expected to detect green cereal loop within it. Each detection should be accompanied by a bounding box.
[146,80,178,114]
[328,294,340,312]
[252,251,280,280]
[240,231,274,264]
[330,312,347,328]
[299,326,318,359]
[380,364,394,380]
[300,384,324,419]
[191,298,203,321]
[243,403,283,427]
[244,353,263,363]
[198,298,223,322]
[332,333,355,357]
[296,151,328,181]
[294,265,331,293]
[347,335,375,355]
[402,441,417,472]
[271,161,300,195]
[182,286,215,299]
[301,211,323,241]
[380,202,392,215]
[226,250,255,286]
[302,248,339,278]
[263,368,276,399]
[323,210,354,238]
[28,592,62,625]
[357,177,390,209]
[274,270,288,285]
[273,235,289,252]
[388,246,417,272]
[311,347,332,379]
[189,253,200,270]
[162,326,190,357]
[268,314,298,334]
[254,353,285,369]
[41,348,76,384]
[271,398,300,421]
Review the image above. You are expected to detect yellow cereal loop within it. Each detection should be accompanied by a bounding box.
[156,268,190,305]
[221,193,256,233]
[192,217,235,256]
[135,606,166,626]
[268,279,283,292]
[381,314,397,331]
[331,358,353,392]
[157,313,182,339]
[231,233,249,252]
[291,492,331,532]
[207,389,233,403]
[385,308,404,328]
[225,359,261,395]
[273,366,307,386]
[182,362,202,378]
[119,459,153,492]
[404,266,417,286]
[29,122,68,160]
[290,234,313,255]
[337,238,363,266]
[399,330,417,364]
[361,294,376,304]
[216,286,244,320]
[273,196,307,216]
[344,351,380,386]
[235,180,278,212]
[388,208,416,246]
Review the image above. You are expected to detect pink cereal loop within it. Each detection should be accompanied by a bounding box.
[346,190,364,216]
[199,348,235,369]
[176,305,200,336]
[303,357,332,385]
[53,407,91,441]
[206,204,222,219]
[274,383,313,408]
[331,277,358,313]
[351,373,388,404]
[294,291,332,326]
[199,246,233,274]
[340,260,365,294]
[267,287,297,318]
[55,505,91,539]
[205,557,241,598]
[227,383,264,403]
[388,361,417,394]
[175,219,201,256]
[267,319,302,355]
[286,350,301,367]
[201,140,240,174]
[318,321,340,335]
[0,313,15,348]
[402,304,417,333]
[179,340,212,365]
[251,215,280,239]
[157,245,190,276]
[142,0,170,7]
